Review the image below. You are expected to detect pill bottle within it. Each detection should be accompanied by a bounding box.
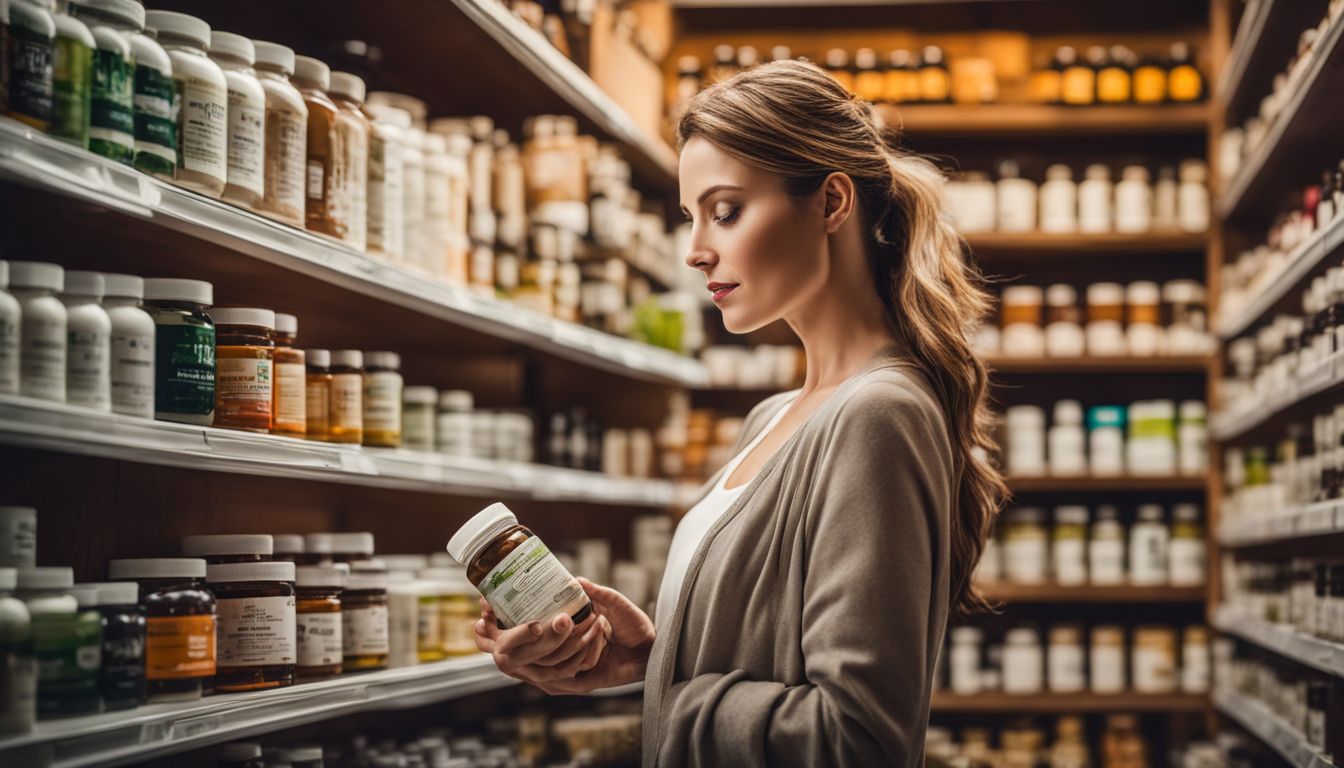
[0,507,37,568]
[437,390,474,458]
[342,570,389,670]
[142,278,214,425]
[252,40,307,227]
[1002,626,1043,694]
[107,557,214,701]
[1181,625,1210,693]
[17,567,100,718]
[329,532,375,565]
[387,579,420,668]
[1047,625,1085,693]
[182,534,274,564]
[208,31,265,209]
[1000,285,1044,357]
[1085,282,1127,357]
[207,562,296,692]
[295,564,344,680]
[10,261,68,402]
[995,159,1037,233]
[1168,504,1205,587]
[421,566,477,657]
[0,567,37,736]
[1044,284,1085,358]
[1090,625,1126,693]
[101,273,155,418]
[1129,504,1169,586]
[1089,506,1126,585]
[0,261,18,395]
[79,581,144,710]
[402,386,437,451]
[1077,164,1113,233]
[48,0,94,148]
[1178,159,1210,233]
[446,502,592,629]
[293,55,342,239]
[1087,405,1126,476]
[329,72,370,251]
[1002,507,1048,585]
[1131,625,1177,693]
[273,534,305,563]
[362,351,402,447]
[59,270,112,412]
[212,308,275,432]
[143,10,226,198]
[948,626,982,694]
[366,104,406,262]
[304,349,332,441]
[1114,165,1152,234]
[271,313,306,437]
[67,0,133,164]
[6,0,57,131]
[1052,505,1089,586]
[328,350,364,444]
[1039,164,1077,233]
[1126,281,1164,357]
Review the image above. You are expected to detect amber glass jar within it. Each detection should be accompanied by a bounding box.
[181,534,274,564]
[206,562,297,692]
[212,308,276,432]
[294,55,342,239]
[342,571,389,670]
[271,313,306,438]
[107,558,216,701]
[295,565,345,680]
[304,349,332,442]
[328,350,364,444]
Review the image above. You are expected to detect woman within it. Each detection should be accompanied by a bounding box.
[475,59,1006,766]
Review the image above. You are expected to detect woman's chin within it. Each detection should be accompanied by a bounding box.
[719,307,770,336]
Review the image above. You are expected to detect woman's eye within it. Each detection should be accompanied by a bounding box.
[712,204,740,225]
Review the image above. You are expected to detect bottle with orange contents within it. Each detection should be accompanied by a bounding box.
[328,350,363,444]
[212,308,276,432]
[271,313,306,438]
[107,558,215,701]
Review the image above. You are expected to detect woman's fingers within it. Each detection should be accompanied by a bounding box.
[532,613,607,668]
[493,612,590,667]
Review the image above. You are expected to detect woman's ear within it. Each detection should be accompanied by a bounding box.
[821,172,857,234]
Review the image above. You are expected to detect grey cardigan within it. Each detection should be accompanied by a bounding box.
[642,353,954,767]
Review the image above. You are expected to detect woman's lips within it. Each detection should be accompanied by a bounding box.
[708,283,739,303]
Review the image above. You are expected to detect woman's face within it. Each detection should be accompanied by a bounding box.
[679,136,831,334]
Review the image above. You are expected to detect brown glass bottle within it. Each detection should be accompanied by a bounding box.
[271,313,307,437]
[212,308,276,433]
[295,565,345,680]
[305,349,332,442]
[294,55,342,239]
[206,562,297,692]
[107,558,216,701]
[342,571,389,670]
[328,350,364,444]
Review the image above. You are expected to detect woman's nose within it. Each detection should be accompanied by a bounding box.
[685,244,716,271]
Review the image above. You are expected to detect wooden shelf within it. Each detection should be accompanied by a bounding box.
[978,583,1206,604]
[1007,476,1208,493]
[965,231,1209,255]
[931,692,1207,714]
[987,356,1212,374]
[879,103,1211,138]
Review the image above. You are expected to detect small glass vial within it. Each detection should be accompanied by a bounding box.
[1039,164,1077,233]
[402,386,437,451]
[1077,164,1113,233]
[437,390,474,458]
[1090,625,1126,693]
[206,562,296,692]
[328,350,364,444]
[212,308,276,432]
[10,261,68,403]
[142,279,215,426]
[1129,505,1169,586]
[269,313,306,437]
[81,581,145,710]
[1114,166,1153,233]
[1089,506,1126,585]
[143,11,226,198]
[182,534,275,564]
[1047,625,1085,693]
[295,564,345,680]
[342,570,389,671]
[101,274,156,419]
[60,271,112,412]
[253,41,308,227]
[362,351,403,448]
[1052,506,1089,586]
[447,502,592,629]
[17,568,101,718]
[1002,626,1044,694]
[107,558,215,701]
[0,567,37,736]
[208,32,265,209]
[329,532,375,565]
[1168,504,1205,586]
[304,349,332,442]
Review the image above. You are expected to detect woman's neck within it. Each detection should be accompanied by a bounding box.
[785,266,906,394]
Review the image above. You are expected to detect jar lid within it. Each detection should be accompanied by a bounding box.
[1087,405,1125,430]
[63,270,105,299]
[423,132,448,156]
[207,561,295,583]
[143,278,213,306]
[368,91,428,125]
[1179,159,1207,184]
[1180,400,1206,419]
[102,273,144,300]
[1162,279,1204,302]
[1053,400,1083,425]
[272,312,297,335]
[144,10,210,48]
[381,554,429,573]
[403,386,437,405]
[71,0,145,30]
[290,746,323,761]
[1045,284,1077,306]
[439,390,474,411]
[1121,165,1150,182]
[1086,282,1124,304]
[1006,507,1045,525]
[272,534,305,554]
[0,568,13,591]
[209,31,254,64]
[109,557,207,579]
[331,350,364,369]
[1054,505,1089,525]
[1084,164,1110,180]
[1045,164,1072,181]
[1004,627,1039,644]
[347,571,388,591]
[293,55,331,91]
[330,71,366,103]
[368,103,413,130]
[950,626,983,644]
[1001,285,1043,305]
[17,566,74,590]
[350,558,386,573]
[446,502,519,566]
[1094,505,1120,522]
[70,585,101,608]
[1005,405,1044,427]
[1136,504,1164,523]
[252,40,295,74]
[296,565,347,588]
[1126,281,1160,303]
[305,533,334,554]
[74,581,139,606]
[182,534,274,557]
[330,532,375,555]
[212,307,276,330]
[1049,625,1083,643]
[9,261,64,292]
[1092,625,1125,640]
[364,351,401,370]
[1173,503,1201,523]
[306,349,331,368]
[221,743,263,761]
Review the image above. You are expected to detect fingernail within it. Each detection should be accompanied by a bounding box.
[554,615,570,632]
[529,622,543,636]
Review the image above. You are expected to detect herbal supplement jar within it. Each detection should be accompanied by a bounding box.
[1047,625,1086,693]
[1154,166,1178,228]
[208,32,265,209]
[142,278,214,425]
[143,10,226,198]
[304,349,332,441]
[995,159,1037,233]
[48,1,94,148]
[0,567,37,736]
[1002,507,1048,585]
[81,581,144,710]
[207,562,296,692]
[1114,165,1153,233]
[1000,285,1045,358]
[1181,625,1209,693]
[0,507,37,567]
[329,71,370,251]
[1048,400,1087,477]
[446,502,592,629]
[252,40,307,227]
[362,351,403,447]
[0,261,18,395]
[101,273,155,418]
[1085,282,1127,357]
[1044,284,1085,358]
[271,313,305,437]
[1178,400,1208,475]
[1077,164,1113,233]
[1131,625,1177,693]
[1129,504,1169,586]
[1178,159,1210,233]
[328,350,364,444]
[212,308,275,432]
[421,566,477,657]
[402,386,437,451]
[303,533,333,566]
[948,626,983,694]
[342,570,389,670]
[17,568,101,718]
[329,532,374,565]
[182,534,274,564]
[1038,164,1077,233]
[10,261,68,402]
[366,104,407,262]
[273,534,304,563]
[1089,506,1126,585]
[1087,405,1126,476]
[293,55,342,239]
[67,0,133,163]
[1126,281,1164,357]
[107,558,214,701]
[7,0,56,131]
[60,270,112,412]
[399,124,429,271]
[437,390,474,458]
[1168,504,1205,586]
[386,579,420,668]
[1052,506,1089,586]
[1004,405,1046,478]
[295,564,344,680]
[1001,626,1044,694]
[1090,625,1126,693]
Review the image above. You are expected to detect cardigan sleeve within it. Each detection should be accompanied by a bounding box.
[654,381,953,767]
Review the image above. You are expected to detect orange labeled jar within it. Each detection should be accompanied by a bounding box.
[295,564,345,680]
[304,349,332,441]
[342,570,389,670]
[271,313,306,437]
[107,558,215,701]
[446,502,591,629]
[328,350,363,444]
[212,308,275,432]
[182,534,274,564]
[206,562,296,692]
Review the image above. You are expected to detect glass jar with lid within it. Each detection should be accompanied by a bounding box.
[211,308,276,432]
[108,558,215,701]
[142,278,215,425]
[207,562,296,692]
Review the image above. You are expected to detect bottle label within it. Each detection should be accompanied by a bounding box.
[51,35,92,144]
[1168,539,1205,586]
[297,611,342,667]
[1129,529,1168,584]
[343,605,389,657]
[10,23,55,126]
[305,378,330,434]
[216,356,273,423]
[66,327,110,410]
[225,90,264,196]
[20,312,66,401]
[330,373,362,429]
[417,597,441,652]
[101,623,147,699]
[362,371,402,433]
[265,107,308,218]
[174,74,227,180]
[146,614,216,680]
[1089,540,1125,584]
[216,595,296,667]
[0,313,19,394]
[132,64,176,175]
[440,598,478,655]
[273,361,306,429]
[307,159,324,200]
[154,323,215,417]
[478,536,586,629]
[111,329,155,418]
[89,48,135,163]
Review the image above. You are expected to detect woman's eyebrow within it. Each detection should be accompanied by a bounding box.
[696,184,744,206]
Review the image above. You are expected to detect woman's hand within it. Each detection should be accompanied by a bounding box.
[475,578,657,695]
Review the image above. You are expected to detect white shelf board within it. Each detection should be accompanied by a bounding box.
[1219,499,1344,548]
[0,395,675,507]
[1208,351,1344,442]
[1214,687,1337,768]
[1216,0,1274,103]
[1216,213,1344,340]
[0,117,705,388]
[1214,608,1344,678]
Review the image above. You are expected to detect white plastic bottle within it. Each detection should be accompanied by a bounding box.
[209,31,266,209]
[996,159,1037,233]
[252,40,307,227]
[365,103,405,262]
[9,262,68,403]
[144,10,227,198]
[1048,400,1087,477]
[102,273,155,418]
[1077,164,1113,233]
[0,262,20,395]
[1129,504,1169,586]
[1178,159,1210,233]
[1038,164,1077,233]
[67,0,134,164]
[1115,165,1153,233]
[60,271,111,412]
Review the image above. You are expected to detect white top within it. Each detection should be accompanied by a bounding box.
[655,394,798,624]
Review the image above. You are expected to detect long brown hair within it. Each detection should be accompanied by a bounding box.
[678,59,1007,615]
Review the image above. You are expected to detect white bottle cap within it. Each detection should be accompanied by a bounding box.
[403,386,437,405]
[293,55,331,91]
[1084,164,1111,180]
[209,31,254,64]
[102,273,144,300]
[252,40,295,74]
[1137,504,1164,522]
[274,313,297,335]
[438,390,474,411]
[295,565,347,588]
[273,534,305,554]
[182,534,274,557]
[74,581,140,606]
[1045,164,1072,181]
[1087,282,1124,305]
[70,585,100,608]
[446,502,519,566]
[1126,281,1160,304]
[1122,165,1150,183]
[1001,285,1043,305]
[63,270,106,299]
[109,558,207,579]
[211,307,276,329]
[8,261,64,292]
[347,571,388,591]
[144,10,210,49]
[367,103,413,129]
[206,562,296,583]
[1046,284,1077,306]
[17,566,74,590]
[72,0,145,31]
[1053,399,1083,425]
[330,71,366,104]
[305,533,334,554]
[330,532,375,556]
[143,278,213,306]
[1055,505,1089,524]
[367,91,427,125]
[306,349,331,368]
[363,351,400,370]
[290,746,324,761]
[331,350,364,369]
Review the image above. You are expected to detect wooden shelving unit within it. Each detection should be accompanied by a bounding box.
[978,583,1206,604]
[879,103,1211,138]
[986,356,1212,374]
[964,231,1209,255]
[1006,476,1208,493]
[931,692,1208,714]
